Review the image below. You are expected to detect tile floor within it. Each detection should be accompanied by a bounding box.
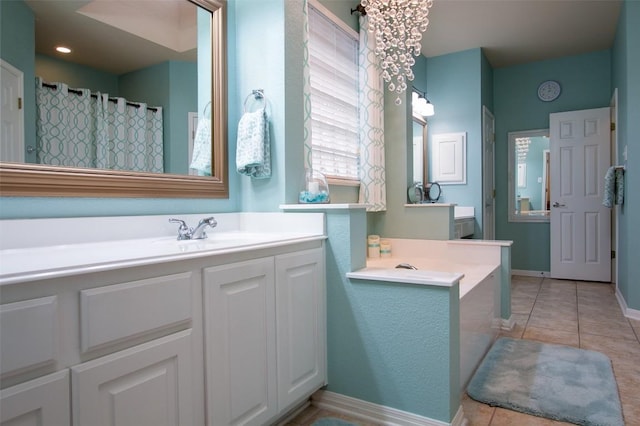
[286,276,640,426]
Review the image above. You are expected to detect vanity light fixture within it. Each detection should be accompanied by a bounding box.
[358,0,434,105]
[56,46,72,54]
[412,89,434,117]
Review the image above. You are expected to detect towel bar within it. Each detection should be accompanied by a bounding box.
[243,89,267,113]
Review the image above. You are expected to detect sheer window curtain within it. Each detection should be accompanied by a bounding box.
[302,0,313,169]
[302,3,386,209]
[357,15,386,211]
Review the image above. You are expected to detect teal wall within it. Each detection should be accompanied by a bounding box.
[35,54,119,94]
[324,207,460,423]
[494,49,612,272]
[0,0,36,160]
[612,0,640,310]
[426,49,484,237]
[119,61,198,174]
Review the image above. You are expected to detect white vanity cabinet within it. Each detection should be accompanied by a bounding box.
[0,214,327,426]
[275,249,326,409]
[0,269,204,426]
[204,247,326,426]
[0,370,70,425]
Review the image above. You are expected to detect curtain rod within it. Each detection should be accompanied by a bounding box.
[41,82,159,112]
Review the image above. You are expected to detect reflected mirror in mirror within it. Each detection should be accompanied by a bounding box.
[411,115,427,187]
[508,129,550,222]
[0,0,227,198]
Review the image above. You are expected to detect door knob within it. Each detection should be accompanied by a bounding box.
[552,201,566,208]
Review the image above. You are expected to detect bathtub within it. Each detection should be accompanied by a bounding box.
[350,237,510,392]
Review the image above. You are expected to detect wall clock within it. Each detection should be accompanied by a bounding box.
[537,80,561,102]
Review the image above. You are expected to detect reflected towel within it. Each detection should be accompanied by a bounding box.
[236,108,271,178]
[189,117,212,175]
[603,166,625,208]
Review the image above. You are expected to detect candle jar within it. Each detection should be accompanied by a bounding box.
[299,169,330,203]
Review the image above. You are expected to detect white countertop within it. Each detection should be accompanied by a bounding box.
[0,213,325,285]
[0,233,325,286]
[347,266,463,287]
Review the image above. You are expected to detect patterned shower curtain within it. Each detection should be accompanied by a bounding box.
[35,77,163,173]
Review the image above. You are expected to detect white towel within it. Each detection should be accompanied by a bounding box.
[236,108,271,179]
[189,117,212,175]
[603,166,615,208]
[603,166,625,208]
[615,168,624,205]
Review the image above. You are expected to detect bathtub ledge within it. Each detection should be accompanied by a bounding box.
[346,267,463,287]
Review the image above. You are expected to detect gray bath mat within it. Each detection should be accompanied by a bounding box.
[311,418,357,426]
[467,337,624,426]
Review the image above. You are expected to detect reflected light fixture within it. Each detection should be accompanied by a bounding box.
[360,0,434,105]
[412,89,434,117]
[56,46,72,54]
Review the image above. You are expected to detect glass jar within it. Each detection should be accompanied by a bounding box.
[298,169,330,203]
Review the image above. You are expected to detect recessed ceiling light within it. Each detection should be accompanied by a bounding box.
[56,46,71,54]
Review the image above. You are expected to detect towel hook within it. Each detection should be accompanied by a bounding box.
[243,89,267,113]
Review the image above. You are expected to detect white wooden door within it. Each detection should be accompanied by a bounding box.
[203,258,277,426]
[71,330,194,426]
[550,107,611,281]
[275,248,326,409]
[0,59,24,163]
[482,106,495,239]
[0,370,70,426]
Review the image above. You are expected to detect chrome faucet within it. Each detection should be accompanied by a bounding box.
[169,216,217,240]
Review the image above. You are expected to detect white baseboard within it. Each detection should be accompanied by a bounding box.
[511,269,550,278]
[616,287,640,320]
[311,390,467,426]
[495,315,516,331]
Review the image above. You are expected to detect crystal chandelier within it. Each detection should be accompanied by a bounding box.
[361,0,434,105]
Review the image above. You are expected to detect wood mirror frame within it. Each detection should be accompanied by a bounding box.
[0,0,228,199]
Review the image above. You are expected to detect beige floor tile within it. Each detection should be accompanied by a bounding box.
[531,300,577,317]
[621,398,640,426]
[528,314,578,333]
[462,393,494,426]
[511,295,537,314]
[628,318,640,339]
[489,408,573,425]
[580,333,640,367]
[579,317,637,341]
[511,275,543,284]
[522,325,579,347]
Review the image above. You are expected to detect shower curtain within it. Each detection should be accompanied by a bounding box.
[35,77,164,173]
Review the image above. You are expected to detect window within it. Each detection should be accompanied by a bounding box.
[308,3,359,182]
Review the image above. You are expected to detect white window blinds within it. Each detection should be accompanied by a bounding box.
[308,4,359,181]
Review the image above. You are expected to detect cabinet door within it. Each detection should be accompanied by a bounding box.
[71,330,193,426]
[203,258,276,426]
[275,248,326,409]
[0,370,70,426]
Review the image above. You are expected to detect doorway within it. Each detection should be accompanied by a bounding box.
[0,59,24,163]
[550,107,611,282]
[482,106,495,240]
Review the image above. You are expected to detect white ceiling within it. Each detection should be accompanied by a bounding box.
[419,0,622,68]
[26,0,623,75]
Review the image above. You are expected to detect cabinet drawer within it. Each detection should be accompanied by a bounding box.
[0,369,70,425]
[0,296,58,378]
[80,272,193,353]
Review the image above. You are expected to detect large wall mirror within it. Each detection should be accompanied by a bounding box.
[0,0,227,198]
[508,129,550,222]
